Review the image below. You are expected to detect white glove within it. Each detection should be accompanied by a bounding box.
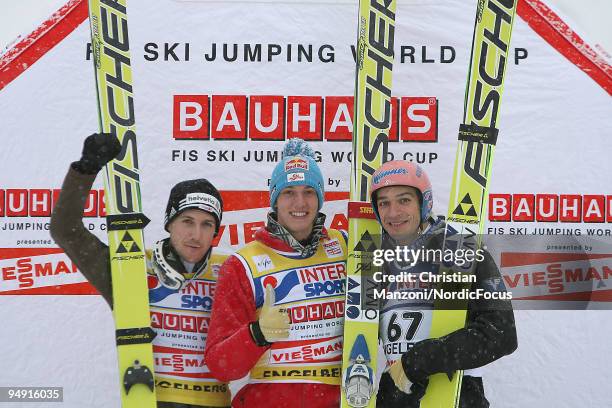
[257,284,290,342]
[389,359,413,394]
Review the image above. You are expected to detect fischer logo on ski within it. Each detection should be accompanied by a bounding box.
[421,1,518,407]
[87,0,157,406]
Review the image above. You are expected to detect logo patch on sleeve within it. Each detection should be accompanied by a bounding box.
[323,239,343,258]
[253,254,275,272]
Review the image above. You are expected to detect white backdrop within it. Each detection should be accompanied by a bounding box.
[1,0,611,407]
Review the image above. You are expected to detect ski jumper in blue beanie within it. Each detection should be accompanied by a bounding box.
[269,138,324,210]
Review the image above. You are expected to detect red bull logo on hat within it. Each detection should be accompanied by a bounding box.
[285,158,309,172]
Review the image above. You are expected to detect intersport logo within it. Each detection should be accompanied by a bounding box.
[173,95,438,142]
[489,194,612,223]
[0,189,106,217]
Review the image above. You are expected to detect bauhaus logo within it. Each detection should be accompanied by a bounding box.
[173,95,438,142]
[489,194,612,223]
[0,188,105,217]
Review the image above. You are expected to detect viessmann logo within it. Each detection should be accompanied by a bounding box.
[173,95,438,142]
[271,338,343,363]
[0,249,81,291]
[500,252,612,301]
[0,188,106,217]
[489,194,612,223]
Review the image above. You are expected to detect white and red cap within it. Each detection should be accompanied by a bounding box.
[370,160,433,223]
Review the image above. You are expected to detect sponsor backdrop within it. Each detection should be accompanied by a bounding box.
[1,0,611,407]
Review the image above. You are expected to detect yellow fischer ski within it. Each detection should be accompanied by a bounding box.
[87,0,157,406]
[421,1,517,407]
[341,0,397,407]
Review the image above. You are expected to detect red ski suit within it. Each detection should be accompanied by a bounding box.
[205,227,345,408]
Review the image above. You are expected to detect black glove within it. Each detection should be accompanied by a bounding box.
[71,133,122,175]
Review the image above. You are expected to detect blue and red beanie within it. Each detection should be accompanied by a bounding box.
[270,138,324,210]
